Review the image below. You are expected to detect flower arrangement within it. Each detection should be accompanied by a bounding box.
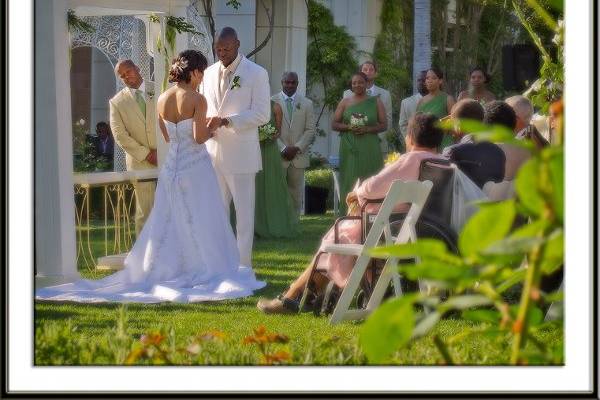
[258,122,277,141]
[230,75,241,90]
[349,112,368,127]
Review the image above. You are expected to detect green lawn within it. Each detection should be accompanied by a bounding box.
[35,213,563,365]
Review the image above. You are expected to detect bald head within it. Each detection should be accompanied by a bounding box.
[115,59,142,89]
[505,95,533,131]
[281,71,299,97]
[214,27,240,67]
[217,27,238,41]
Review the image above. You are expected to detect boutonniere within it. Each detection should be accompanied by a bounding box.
[230,75,241,90]
[295,102,301,110]
[146,90,155,99]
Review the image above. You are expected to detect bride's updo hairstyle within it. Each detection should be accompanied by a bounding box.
[168,50,208,83]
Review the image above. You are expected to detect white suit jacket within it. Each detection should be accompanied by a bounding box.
[200,56,271,174]
[272,92,315,169]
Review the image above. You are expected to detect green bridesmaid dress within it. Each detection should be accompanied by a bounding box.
[254,103,299,238]
[417,92,453,149]
[338,96,384,215]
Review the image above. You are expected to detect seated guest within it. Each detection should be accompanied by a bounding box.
[443,99,506,188]
[506,95,549,150]
[485,100,530,181]
[257,113,446,314]
[95,121,115,161]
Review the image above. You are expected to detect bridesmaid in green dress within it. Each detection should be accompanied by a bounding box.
[332,72,387,215]
[417,67,456,149]
[254,101,299,238]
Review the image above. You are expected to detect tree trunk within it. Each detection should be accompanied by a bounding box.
[412,0,431,94]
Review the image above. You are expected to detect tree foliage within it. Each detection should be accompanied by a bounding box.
[306,0,358,126]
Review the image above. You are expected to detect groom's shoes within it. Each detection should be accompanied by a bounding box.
[257,296,298,314]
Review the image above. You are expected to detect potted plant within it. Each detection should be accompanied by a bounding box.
[304,168,333,214]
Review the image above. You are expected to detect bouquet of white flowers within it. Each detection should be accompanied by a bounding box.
[258,122,277,141]
[349,112,368,128]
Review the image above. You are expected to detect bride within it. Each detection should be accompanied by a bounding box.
[37,50,265,303]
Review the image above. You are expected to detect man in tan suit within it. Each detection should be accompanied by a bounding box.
[110,59,157,235]
[272,72,315,214]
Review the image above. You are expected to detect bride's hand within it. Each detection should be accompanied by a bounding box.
[207,117,221,132]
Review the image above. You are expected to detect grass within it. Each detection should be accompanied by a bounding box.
[35,213,563,365]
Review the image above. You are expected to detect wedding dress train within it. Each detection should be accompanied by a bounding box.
[36,118,266,303]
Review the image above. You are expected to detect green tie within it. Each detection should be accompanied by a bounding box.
[286,97,293,120]
[135,90,146,116]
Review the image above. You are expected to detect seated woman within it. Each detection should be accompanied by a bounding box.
[257,113,445,314]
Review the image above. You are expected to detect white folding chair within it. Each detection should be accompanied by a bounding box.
[306,180,433,324]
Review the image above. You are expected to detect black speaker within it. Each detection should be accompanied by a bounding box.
[502,44,540,91]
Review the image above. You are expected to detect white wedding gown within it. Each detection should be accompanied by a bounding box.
[36,118,266,303]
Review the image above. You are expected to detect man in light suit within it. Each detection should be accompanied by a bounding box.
[272,72,315,215]
[399,70,428,140]
[201,27,270,268]
[343,61,392,155]
[110,59,157,235]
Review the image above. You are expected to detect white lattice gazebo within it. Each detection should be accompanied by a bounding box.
[35,0,213,287]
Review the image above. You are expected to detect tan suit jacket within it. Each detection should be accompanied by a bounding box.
[109,83,157,171]
[272,92,315,169]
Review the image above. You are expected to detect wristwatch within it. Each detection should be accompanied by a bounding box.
[221,117,231,127]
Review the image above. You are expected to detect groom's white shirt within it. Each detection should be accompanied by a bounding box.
[201,54,271,174]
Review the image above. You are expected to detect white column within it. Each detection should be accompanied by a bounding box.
[35,0,80,287]
[255,0,308,96]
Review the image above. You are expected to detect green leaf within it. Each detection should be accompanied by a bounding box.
[462,309,501,324]
[411,312,441,339]
[547,149,564,223]
[459,200,516,257]
[515,159,544,216]
[400,261,476,283]
[543,290,563,303]
[440,295,493,312]
[483,236,545,255]
[546,0,563,12]
[496,268,527,294]
[510,305,545,327]
[510,219,550,239]
[359,295,417,363]
[371,239,462,265]
[540,229,564,275]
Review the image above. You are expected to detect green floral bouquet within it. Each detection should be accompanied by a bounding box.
[258,122,277,141]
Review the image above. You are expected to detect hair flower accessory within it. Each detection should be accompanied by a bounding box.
[231,75,241,90]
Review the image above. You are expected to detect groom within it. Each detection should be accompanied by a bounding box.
[201,27,271,268]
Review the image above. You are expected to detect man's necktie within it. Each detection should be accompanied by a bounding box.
[220,69,231,100]
[286,97,293,120]
[135,90,146,116]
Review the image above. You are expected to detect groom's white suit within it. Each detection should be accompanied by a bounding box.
[201,54,271,267]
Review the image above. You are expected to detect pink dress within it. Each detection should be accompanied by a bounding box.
[317,150,445,287]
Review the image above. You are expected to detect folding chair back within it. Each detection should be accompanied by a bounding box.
[327,180,433,323]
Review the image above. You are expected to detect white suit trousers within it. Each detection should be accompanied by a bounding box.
[214,166,256,268]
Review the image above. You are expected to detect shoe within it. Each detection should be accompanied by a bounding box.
[257,296,299,314]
